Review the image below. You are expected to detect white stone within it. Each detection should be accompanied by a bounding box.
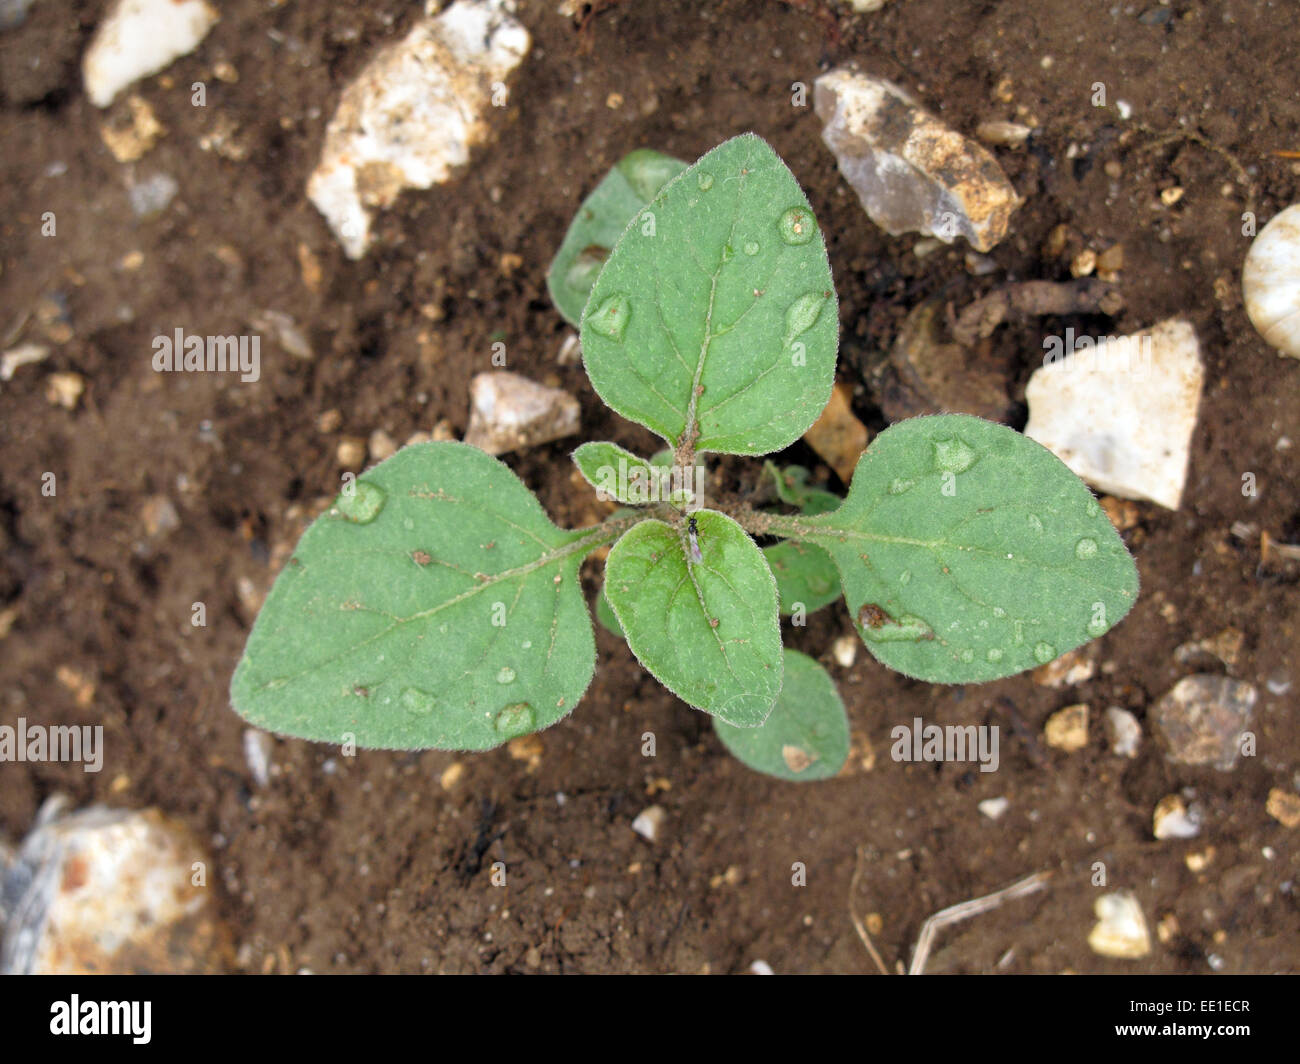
[978,796,1009,820]
[749,959,775,975]
[814,69,1020,252]
[1,799,226,973]
[463,371,580,456]
[1153,794,1202,840]
[631,805,666,843]
[0,343,49,382]
[83,0,218,109]
[1088,891,1151,959]
[831,634,858,668]
[243,728,273,788]
[1104,706,1141,759]
[306,0,530,259]
[1024,319,1203,509]
[1242,203,1300,359]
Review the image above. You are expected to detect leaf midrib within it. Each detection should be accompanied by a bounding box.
[249,519,631,692]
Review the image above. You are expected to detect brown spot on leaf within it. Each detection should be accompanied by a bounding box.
[858,603,892,629]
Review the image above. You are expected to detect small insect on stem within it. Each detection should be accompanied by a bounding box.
[687,514,703,564]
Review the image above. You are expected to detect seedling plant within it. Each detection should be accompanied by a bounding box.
[231,135,1138,781]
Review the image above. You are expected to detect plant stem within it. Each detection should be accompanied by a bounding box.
[730,505,811,540]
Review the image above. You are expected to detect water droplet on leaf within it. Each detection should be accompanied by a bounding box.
[495,703,535,738]
[335,481,386,523]
[932,437,978,475]
[959,648,975,663]
[588,293,630,341]
[1075,537,1099,560]
[778,206,815,245]
[743,240,759,256]
[697,171,714,190]
[496,666,516,684]
[783,291,825,346]
[400,687,435,715]
[986,647,1004,663]
[1033,641,1057,663]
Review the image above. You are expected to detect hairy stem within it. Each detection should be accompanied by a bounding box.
[730,505,810,540]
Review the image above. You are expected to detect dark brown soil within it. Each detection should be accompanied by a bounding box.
[2,0,1297,974]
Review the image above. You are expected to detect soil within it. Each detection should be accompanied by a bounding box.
[2,0,1298,974]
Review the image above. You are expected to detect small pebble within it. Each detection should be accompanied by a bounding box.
[507,733,543,770]
[0,343,50,381]
[336,437,366,468]
[463,372,580,456]
[1152,794,1202,840]
[44,372,85,410]
[1104,706,1142,758]
[243,728,273,788]
[978,796,1009,820]
[1044,703,1089,752]
[140,494,180,537]
[831,634,857,668]
[631,805,666,843]
[1152,675,1256,771]
[367,428,397,462]
[1088,891,1151,959]
[975,119,1031,148]
[1266,788,1300,828]
[1032,647,1095,688]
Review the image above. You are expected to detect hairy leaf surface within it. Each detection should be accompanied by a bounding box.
[604,509,782,725]
[548,150,687,325]
[790,415,1139,683]
[581,134,838,456]
[231,443,619,750]
[713,650,849,781]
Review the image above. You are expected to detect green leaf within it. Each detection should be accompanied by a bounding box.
[595,583,624,638]
[764,540,842,615]
[762,462,841,615]
[604,508,782,725]
[572,441,663,505]
[764,461,841,515]
[572,442,706,507]
[230,443,622,751]
[547,150,688,326]
[713,649,849,781]
[580,133,838,457]
[788,414,1139,683]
